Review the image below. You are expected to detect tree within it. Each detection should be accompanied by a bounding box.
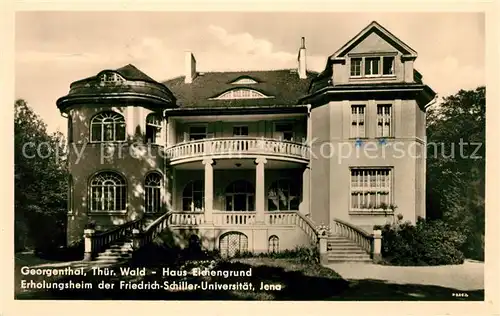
[14,99,68,252]
[426,86,485,260]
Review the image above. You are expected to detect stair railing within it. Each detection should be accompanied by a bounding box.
[332,218,373,253]
[89,218,144,257]
[295,212,321,245]
[132,210,173,249]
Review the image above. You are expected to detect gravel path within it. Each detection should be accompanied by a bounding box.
[324,260,484,291]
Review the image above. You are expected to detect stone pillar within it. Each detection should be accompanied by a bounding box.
[255,157,267,224]
[372,229,382,263]
[132,228,142,251]
[203,158,214,223]
[318,235,328,264]
[83,229,95,261]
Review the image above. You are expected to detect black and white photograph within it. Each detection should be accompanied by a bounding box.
[8,7,492,308]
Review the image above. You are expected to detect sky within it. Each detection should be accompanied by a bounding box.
[15,11,485,135]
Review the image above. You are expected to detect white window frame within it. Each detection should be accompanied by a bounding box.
[349,55,396,78]
[267,179,300,211]
[274,122,295,141]
[145,172,162,213]
[212,88,271,100]
[187,125,208,141]
[182,180,204,212]
[100,72,125,83]
[350,58,362,77]
[146,113,162,144]
[231,77,258,85]
[233,125,249,137]
[350,105,366,138]
[224,180,254,212]
[90,111,126,143]
[268,235,279,253]
[349,168,393,212]
[89,171,127,212]
[377,104,392,138]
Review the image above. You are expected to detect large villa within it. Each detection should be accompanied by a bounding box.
[56,21,436,262]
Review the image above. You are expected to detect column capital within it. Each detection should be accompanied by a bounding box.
[255,157,267,165]
[202,158,214,166]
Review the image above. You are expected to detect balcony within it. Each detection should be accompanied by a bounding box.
[165,137,310,164]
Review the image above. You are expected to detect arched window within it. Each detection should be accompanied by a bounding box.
[145,113,162,144]
[268,235,279,253]
[90,112,126,142]
[182,180,204,212]
[225,180,254,212]
[268,179,300,211]
[89,171,126,212]
[213,88,270,100]
[145,172,162,213]
[230,77,258,85]
[219,232,248,257]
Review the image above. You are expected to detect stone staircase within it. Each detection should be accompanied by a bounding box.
[93,240,134,264]
[326,234,372,263]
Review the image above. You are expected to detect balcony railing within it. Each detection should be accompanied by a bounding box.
[165,137,309,162]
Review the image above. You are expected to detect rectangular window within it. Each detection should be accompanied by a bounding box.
[275,123,294,141]
[365,57,380,76]
[377,104,392,137]
[233,126,249,136]
[350,55,396,78]
[383,56,395,75]
[350,169,392,210]
[350,58,362,76]
[350,105,365,138]
[189,126,207,141]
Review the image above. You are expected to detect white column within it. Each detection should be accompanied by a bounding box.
[203,158,214,223]
[255,157,267,224]
[300,165,311,216]
[303,107,312,216]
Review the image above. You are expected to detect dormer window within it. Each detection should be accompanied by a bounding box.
[230,77,258,85]
[212,88,270,100]
[100,72,125,83]
[350,55,395,78]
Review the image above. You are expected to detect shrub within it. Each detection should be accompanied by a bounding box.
[380,217,466,266]
[232,246,320,264]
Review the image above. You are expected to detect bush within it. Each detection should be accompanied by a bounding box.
[232,246,320,264]
[380,217,466,266]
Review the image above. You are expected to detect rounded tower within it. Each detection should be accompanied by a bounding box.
[57,64,176,244]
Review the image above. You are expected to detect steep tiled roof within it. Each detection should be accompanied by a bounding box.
[162,69,317,108]
[57,64,176,111]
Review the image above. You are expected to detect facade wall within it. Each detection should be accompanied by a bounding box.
[310,99,423,231]
[170,226,313,253]
[67,105,167,244]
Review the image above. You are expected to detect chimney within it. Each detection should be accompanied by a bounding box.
[184,51,197,83]
[298,37,307,79]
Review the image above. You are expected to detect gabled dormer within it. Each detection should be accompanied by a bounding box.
[329,21,418,85]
